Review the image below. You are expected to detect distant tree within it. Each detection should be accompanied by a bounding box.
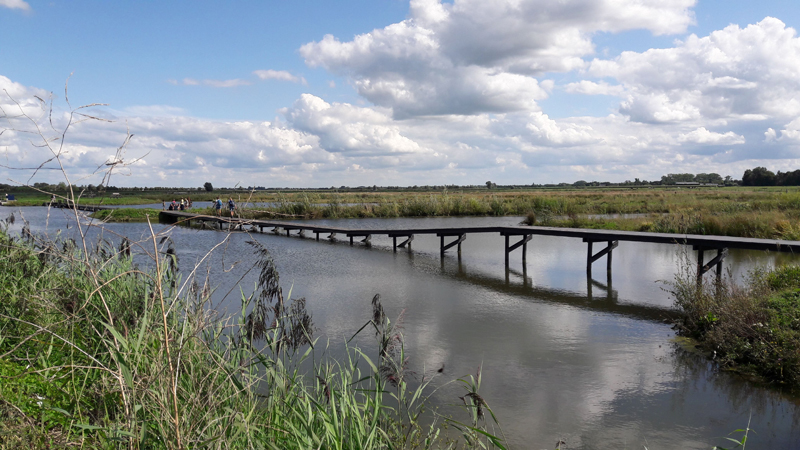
[695,173,723,184]
[776,170,800,186]
[742,167,776,186]
[573,180,587,187]
[204,182,214,192]
[486,181,493,189]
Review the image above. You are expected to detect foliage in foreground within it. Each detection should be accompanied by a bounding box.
[0,220,504,449]
[669,255,800,387]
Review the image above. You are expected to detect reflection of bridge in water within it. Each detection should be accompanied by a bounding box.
[433,255,678,324]
[159,210,800,284]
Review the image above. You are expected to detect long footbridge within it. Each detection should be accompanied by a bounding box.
[158,210,800,281]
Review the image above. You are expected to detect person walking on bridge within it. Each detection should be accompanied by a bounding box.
[214,197,223,217]
[227,197,236,218]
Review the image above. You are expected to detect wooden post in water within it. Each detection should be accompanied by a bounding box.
[439,234,466,258]
[585,239,618,278]
[504,233,532,268]
[587,241,593,277]
[523,239,528,265]
[694,246,727,287]
[696,248,704,283]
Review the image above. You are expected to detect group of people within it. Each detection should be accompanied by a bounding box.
[161,196,236,217]
[214,197,236,217]
[163,198,192,211]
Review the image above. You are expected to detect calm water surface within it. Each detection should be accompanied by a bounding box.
[5,206,800,449]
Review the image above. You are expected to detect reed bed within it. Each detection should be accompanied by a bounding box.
[0,216,504,450]
[668,253,800,389]
[216,188,800,228]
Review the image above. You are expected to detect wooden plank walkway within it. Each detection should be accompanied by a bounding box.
[45,201,109,212]
[159,210,800,281]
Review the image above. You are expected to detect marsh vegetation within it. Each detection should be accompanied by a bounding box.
[0,219,505,449]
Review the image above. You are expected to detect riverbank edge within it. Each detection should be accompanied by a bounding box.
[670,263,800,390]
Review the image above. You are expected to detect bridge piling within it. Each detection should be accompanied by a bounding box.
[694,246,728,285]
[585,239,618,277]
[503,233,532,267]
[439,234,466,258]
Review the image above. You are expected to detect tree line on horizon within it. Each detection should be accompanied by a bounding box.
[2,167,799,192]
[740,167,800,186]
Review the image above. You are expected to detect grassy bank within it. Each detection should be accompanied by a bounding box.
[669,260,800,388]
[0,222,504,449]
[91,208,162,222]
[526,209,800,240]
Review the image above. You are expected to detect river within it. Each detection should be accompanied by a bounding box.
[4,206,800,449]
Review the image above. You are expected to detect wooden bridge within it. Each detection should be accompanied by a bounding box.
[45,201,108,212]
[158,210,800,282]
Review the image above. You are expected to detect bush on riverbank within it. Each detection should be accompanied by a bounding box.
[0,222,504,449]
[669,258,800,388]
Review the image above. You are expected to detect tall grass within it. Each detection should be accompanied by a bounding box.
[0,216,505,449]
[667,251,800,387]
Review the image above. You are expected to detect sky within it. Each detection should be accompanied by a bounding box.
[2,0,800,188]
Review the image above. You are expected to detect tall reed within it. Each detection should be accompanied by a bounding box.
[0,217,505,449]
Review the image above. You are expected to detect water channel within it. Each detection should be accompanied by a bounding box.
[4,206,800,449]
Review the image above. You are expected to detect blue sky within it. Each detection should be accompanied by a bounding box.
[3,0,800,187]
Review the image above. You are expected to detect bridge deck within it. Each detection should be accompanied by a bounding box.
[158,210,800,254]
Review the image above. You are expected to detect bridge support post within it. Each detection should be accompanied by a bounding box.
[439,234,466,258]
[315,232,320,241]
[584,239,618,278]
[694,246,728,285]
[392,234,414,252]
[503,233,532,267]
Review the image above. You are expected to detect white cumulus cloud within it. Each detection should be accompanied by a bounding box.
[678,127,745,145]
[285,94,427,156]
[300,0,696,118]
[588,17,800,124]
[0,0,30,11]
